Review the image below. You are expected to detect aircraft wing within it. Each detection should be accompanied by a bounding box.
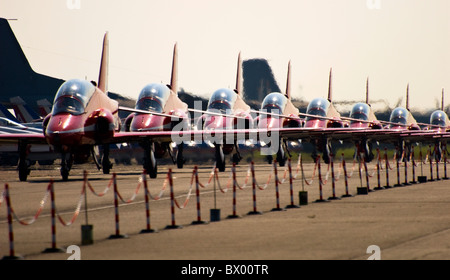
[0,132,47,144]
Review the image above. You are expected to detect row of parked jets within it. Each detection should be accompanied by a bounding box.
[1,31,449,182]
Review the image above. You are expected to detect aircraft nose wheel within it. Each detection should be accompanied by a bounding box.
[215,144,226,172]
[144,142,158,178]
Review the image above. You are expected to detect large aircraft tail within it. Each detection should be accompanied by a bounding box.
[98,32,109,94]
[442,88,445,111]
[0,18,64,111]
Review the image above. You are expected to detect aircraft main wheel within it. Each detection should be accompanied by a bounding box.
[18,161,29,182]
[276,145,287,167]
[176,144,185,169]
[144,143,158,178]
[61,167,69,181]
[215,144,226,172]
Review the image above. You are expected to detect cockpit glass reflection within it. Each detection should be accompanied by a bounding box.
[306,98,329,120]
[52,79,95,115]
[260,93,287,117]
[389,108,408,125]
[350,103,370,122]
[135,84,171,113]
[207,89,237,114]
[430,111,447,127]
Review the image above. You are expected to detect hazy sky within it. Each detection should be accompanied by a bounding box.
[2,0,449,112]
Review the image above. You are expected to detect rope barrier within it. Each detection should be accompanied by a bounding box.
[3,147,443,256]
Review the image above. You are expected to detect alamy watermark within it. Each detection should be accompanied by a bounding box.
[170,102,281,156]
[66,0,81,10]
[366,0,381,10]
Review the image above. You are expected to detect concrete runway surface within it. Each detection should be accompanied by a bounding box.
[1,157,450,260]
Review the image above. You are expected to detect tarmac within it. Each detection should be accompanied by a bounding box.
[1,157,450,260]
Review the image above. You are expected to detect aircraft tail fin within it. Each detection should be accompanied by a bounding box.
[169,43,178,95]
[234,52,242,95]
[442,88,445,111]
[327,68,333,102]
[10,96,41,122]
[98,32,109,94]
[366,77,370,105]
[0,103,19,123]
[37,99,52,117]
[285,61,291,100]
[406,83,410,111]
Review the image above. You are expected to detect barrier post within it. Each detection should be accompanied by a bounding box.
[298,154,308,205]
[1,184,22,260]
[435,145,441,181]
[227,163,240,219]
[444,145,448,180]
[271,160,285,211]
[410,150,417,184]
[374,149,384,190]
[140,170,158,233]
[192,166,208,225]
[315,156,329,202]
[286,158,300,208]
[362,154,372,192]
[429,145,435,182]
[210,166,221,222]
[356,148,369,195]
[341,153,353,197]
[165,169,183,229]
[394,148,403,187]
[81,170,94,245]
[109,173,128,238]
[403,152,411,186]
[328,153,340,200]
[248,161,262,215]
[43,179,64,253]
[384,148,392,188]
[418,146,427,183]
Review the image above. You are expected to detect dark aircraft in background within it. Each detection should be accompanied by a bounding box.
[256,61,302,166]
[122,43,190,178]
[195,52,253,171]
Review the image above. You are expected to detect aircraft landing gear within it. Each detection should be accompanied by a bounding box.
[215,144,226,172]
[60,152,73,181]
[276,140,288,167]
[18,141,30,182]
[102,145,113,174]
[176,143,185,169]
[231,144,242,165]
[144,142,157,178]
